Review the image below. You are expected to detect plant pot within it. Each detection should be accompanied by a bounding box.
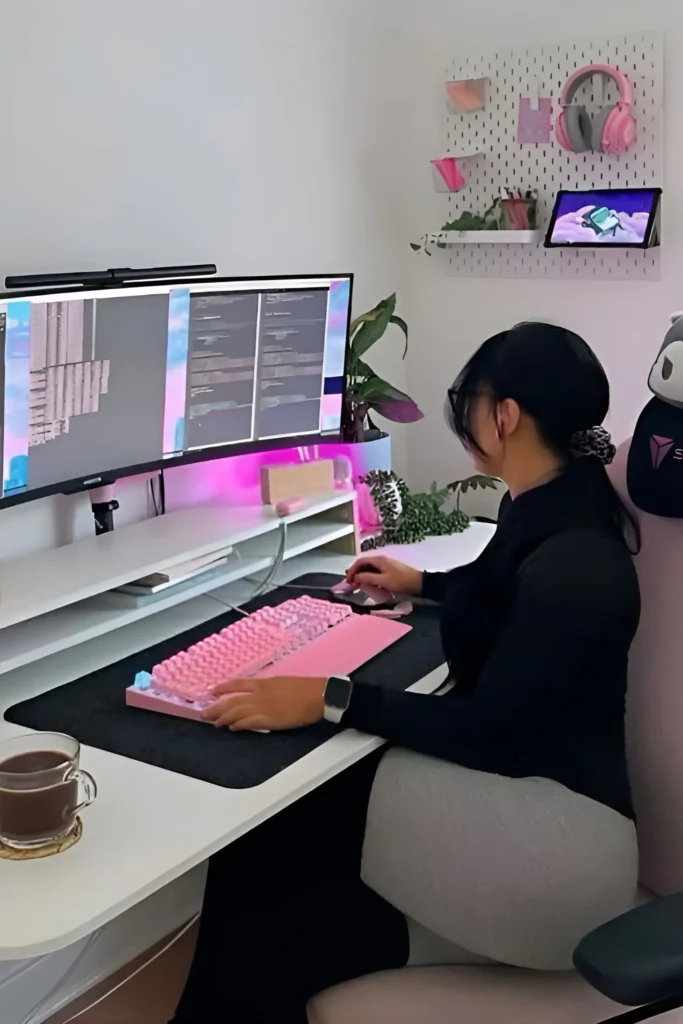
[344,433,392,535]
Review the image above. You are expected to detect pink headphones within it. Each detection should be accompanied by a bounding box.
[555,64,636,155]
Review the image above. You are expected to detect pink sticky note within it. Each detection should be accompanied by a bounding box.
[445,80,486,113]
[517,97,552,144]
[431,157,466,192]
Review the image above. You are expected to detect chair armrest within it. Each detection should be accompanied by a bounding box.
[574,892,683,1007]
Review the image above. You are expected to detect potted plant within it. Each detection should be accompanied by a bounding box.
[340,294,499,539]
[339,293,422,535]
[410,191,538,255]
[342,293,423,443]
[359,472,501,549]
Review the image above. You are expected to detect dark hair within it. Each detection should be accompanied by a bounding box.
[446,322,640,551]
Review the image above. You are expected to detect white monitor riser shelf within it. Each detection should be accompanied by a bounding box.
[0,492,358,678]
[0,515,495,968]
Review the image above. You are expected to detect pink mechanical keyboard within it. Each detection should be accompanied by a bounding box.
[126,595,412,722]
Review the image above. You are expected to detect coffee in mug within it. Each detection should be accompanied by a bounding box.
[0,733,97,849]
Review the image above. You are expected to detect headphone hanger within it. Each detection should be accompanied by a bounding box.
[560,63,634,112]
[555,63,636,156]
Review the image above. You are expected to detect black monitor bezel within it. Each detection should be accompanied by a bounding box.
[0,272,353,511]
[544,188,662,249]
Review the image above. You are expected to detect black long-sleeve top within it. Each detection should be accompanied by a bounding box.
[344,457,640,818]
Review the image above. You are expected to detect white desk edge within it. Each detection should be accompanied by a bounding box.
[0,525,495,960]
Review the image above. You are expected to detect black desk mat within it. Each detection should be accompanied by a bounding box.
[5,575,444,789]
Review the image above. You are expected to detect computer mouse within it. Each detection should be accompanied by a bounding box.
[330,575,394,609]
[359,582,392,604]
[330,579,355,595]
[371,601,413,618]
[332,563,381,592]
[274,496,307,516]
[331,570,386,600]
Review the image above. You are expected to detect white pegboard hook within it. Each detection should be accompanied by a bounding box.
[594,71,606,108]
[530,76,540,112]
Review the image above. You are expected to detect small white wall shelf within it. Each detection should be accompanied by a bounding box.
[425,230,539,245]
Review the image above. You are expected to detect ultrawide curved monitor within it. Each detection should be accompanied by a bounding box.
[0,273,352,509]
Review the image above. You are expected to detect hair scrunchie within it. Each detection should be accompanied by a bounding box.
[570,425,616,465]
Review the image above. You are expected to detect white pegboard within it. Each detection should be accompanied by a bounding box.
[437,32,663,279]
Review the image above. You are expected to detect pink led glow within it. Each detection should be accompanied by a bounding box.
[164,435,392,534]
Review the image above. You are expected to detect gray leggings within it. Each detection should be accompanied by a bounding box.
[361,750,640,971]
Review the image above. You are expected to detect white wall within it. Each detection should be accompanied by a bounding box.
[403,1,681,503]
[0,0,412,560]
[0,1,414,1015]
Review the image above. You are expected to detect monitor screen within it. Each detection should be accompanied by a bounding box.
[0,274,352,507]
[545,188,661,248]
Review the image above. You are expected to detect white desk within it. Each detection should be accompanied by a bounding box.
[0,525,494,960]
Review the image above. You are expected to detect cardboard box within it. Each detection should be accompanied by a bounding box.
[260,460,336,505]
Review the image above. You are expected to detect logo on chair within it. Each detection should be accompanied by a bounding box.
[650,435,675,468]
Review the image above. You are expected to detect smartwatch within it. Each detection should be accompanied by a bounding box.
[323,675,353,724]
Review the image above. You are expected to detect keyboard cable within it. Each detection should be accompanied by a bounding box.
[208,521,288,618]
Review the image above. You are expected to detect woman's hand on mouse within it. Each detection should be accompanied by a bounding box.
[345,555,422,596]
[203,676,327,731]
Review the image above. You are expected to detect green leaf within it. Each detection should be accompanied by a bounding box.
[447,474,499,493]
[355,359,412,403]
[389,314,409,358]
[351,294,397,358]
[354,375,392,401]
[349,297,390,339]
[349,296,394,341]
[470,475,500,490]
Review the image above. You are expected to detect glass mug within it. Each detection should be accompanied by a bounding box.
[0,733,97,849]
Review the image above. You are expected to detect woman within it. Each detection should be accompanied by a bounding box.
[172,323,640,1024]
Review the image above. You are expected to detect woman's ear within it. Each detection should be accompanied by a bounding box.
[497,398,521,439]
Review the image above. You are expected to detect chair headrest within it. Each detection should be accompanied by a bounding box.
[610,441,683,894]
[628,312,683,517]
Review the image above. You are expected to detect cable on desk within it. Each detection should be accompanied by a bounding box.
[55,913,200,1024]
[250,520,288,598]
[159,468,166,516]
[207,594,249,617]
[208,522,288,619]
[148,477,159,517]
[271,581,337,592]
[148,470,166,519]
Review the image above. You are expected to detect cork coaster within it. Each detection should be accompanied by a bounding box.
[0,817,83,860]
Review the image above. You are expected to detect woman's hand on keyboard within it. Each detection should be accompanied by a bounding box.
[345,556,422,596]
[202,676,327,731]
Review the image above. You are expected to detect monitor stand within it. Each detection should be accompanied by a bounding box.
[89,485,119,535]
[0,492,360,676]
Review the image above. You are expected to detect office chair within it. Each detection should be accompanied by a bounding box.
[575,891,683,1022]
[309,440,683,1024]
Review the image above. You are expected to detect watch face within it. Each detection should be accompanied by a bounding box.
[325,676,352,710]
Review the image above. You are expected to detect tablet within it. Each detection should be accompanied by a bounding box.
[545,188,661,249]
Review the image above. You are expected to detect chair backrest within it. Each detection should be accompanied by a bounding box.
[610,441,683,895]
